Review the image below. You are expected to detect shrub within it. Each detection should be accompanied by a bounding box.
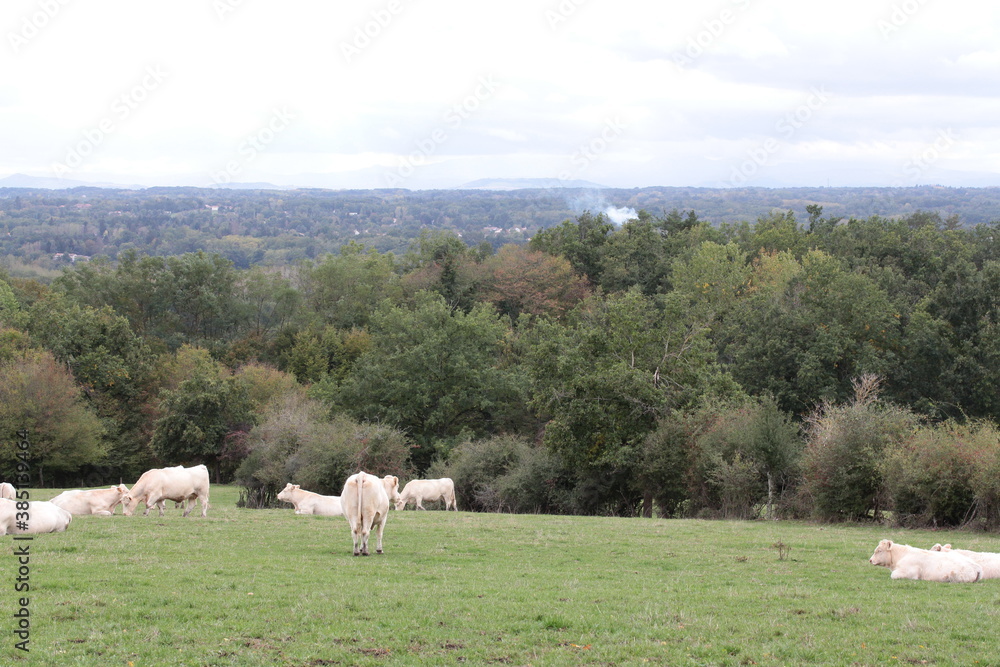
[440,435,573,513]
[800,375,918,522]
[881,421,976,527]
[235,391,411,507]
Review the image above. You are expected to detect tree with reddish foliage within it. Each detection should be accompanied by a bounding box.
[481,245,590,324]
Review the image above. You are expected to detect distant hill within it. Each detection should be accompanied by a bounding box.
[457,177,609,190]
[207,181,292,190]
[1,185,998,271]
[0,173,144,190]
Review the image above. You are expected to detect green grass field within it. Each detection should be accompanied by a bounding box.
[5,485,1000,666]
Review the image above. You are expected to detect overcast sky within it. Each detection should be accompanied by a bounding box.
[2,0,998,189]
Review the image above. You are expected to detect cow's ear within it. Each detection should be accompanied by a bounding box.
[885,540,893,548]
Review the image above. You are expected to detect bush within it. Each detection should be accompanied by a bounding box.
[234,391,411,507]
[959,421,1000,530]
[881,421,976,527]
[440,435,573,513]
[800,376,918,522]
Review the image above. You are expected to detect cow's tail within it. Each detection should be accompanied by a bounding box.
[356,471,366,525]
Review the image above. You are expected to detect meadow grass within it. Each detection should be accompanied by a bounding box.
[5,485,1000,666]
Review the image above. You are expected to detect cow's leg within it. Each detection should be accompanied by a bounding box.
[416,498,425,510]
[349,517,362,556]
[200,494,209,517]
[182,497,193,517]
[374,515,386,554]
[360,512,376,556]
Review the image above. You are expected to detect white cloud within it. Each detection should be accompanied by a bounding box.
[0,0,997,188]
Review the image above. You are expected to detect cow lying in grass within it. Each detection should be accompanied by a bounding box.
[277,483,343,516]
[931,543,1000,579]
[0,498,72,535]
[50,485,129,516]
[869,539,982,582]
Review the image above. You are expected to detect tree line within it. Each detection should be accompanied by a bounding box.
[1,206,999,527]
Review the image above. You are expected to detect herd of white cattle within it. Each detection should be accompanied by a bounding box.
[0,467,456,556]
[868,539,1000,582]
[5,473,1000,571]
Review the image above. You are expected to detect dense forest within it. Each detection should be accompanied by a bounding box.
[2,184,998,274]
[2,190,1000,528]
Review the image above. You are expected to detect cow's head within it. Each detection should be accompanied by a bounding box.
[121,493,141,516]
[382,475,400,506]
[276,483,297,502]
[868,539,893,566]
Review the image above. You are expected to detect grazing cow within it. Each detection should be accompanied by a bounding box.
[931,543,1000,579]
[50,485,130,516]
[0,482,15,500]
[123,465,210,517]
[277,483,343,516]
[341,473,399,556]
[0,498,72,535]
[394,477,457,511]
[869,539,982,583]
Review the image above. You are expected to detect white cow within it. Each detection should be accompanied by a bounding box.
[341,473,399,556]
[0,482,15,500]
[931,543,1000,579]
[869,539,982,583]
[123,465,210,517]
[277,483,343,516]
[50,485,130,516]
[0,498,72,535]
[395,477,457,511]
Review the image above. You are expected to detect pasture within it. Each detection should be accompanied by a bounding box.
[5,485,1000,666]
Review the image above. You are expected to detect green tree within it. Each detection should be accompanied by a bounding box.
[728,250,900,413]
[598,217,671,295]
[0,350,106,486]
[525,288,735,514]
[300,243,402,329]
[330,291,521,470]
[529,211,614,285]
[150,349,255,482]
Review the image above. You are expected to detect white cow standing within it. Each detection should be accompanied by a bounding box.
[0,498,72,535]
[277,483,343,516]
[123,465,210,517]
[341,473,399,556]
[931,543,1000,579]
[50,485,130,516]
[0,482,15,500]
[395,477,457,511]
[869,539,982,583]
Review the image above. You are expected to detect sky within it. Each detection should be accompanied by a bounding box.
[1,0,998,190]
